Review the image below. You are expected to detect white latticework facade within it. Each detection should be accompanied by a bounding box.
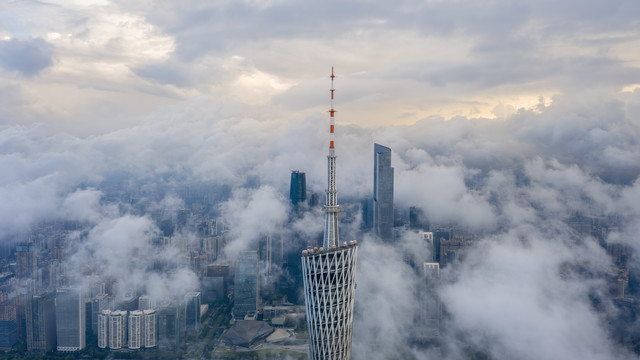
[302,243,358,360]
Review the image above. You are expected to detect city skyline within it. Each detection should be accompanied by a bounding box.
[0,1,640,359]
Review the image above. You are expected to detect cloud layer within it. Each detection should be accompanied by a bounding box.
[2,0,640,358]
[0,86,638,358]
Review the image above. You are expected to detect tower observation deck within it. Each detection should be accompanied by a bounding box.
[301,68,358,360]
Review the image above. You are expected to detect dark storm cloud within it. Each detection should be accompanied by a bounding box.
[0,38,55,77]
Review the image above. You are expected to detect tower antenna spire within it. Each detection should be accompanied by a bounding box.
[324,66,340,248]
[301,67,358,360]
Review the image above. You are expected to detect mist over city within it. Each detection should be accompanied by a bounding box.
[1,1,639,359]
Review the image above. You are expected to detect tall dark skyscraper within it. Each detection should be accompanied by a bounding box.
[25,294,56,353]
[373,143,394,240]
[290,171,307,206]
[91,293,108,335]
[184,292,201,332]
[301,68,358,360]
[55,288,85,351]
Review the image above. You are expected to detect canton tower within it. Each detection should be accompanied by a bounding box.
[301,68,358,360]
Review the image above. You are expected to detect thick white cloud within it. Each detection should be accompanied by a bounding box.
[220,185,289,259]
[440,229,623,360]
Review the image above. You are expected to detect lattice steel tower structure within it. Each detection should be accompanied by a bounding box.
[301,67,358,360]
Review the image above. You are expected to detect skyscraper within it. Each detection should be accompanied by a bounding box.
[55,288,85,351]
[373,143,394,241]
[108,310,127,349]
[184,292,201,332]
[420,263,442,340]
[97,310,109,349]
[128,310,143,349]
[301,68,358,360]
[233,251,259,319]
[91,293,108,335]
[420,232,438,263]
[290,171,307,206]
[143,309,157,348]
[15,245,37,279]
[25,294,56,353]
[158,302,185,352]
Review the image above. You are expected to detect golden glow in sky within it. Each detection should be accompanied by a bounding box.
[0,0,639,134]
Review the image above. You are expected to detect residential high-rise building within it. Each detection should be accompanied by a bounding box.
[25,294,56,353]
[108,310,127,349]
[143,309,157,348]
[128,310,143,349]
[184,292,201,332]
[98,308,156,350]
[301,68,358,360]
[97,310,109,349]
[55,288,85,351]
[290,171,307,206]
[233,251,259,319]
[373,143,394,241]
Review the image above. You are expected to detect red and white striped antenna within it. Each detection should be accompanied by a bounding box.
[329,66,336,151]
[324,66,340,248]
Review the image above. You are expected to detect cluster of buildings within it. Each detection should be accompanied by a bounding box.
[95,291,200,352]
[0,265,205,354]
[291,70,638,359]
[0,70,635,360]
[0,181,233,354]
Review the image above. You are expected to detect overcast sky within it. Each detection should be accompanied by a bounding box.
[1,0,639,134]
